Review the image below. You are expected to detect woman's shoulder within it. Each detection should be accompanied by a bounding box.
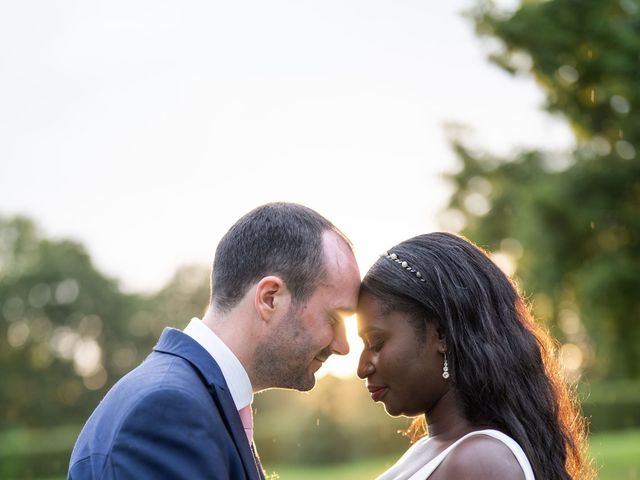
[428,431,527,480]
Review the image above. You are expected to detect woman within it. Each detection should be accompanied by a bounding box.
[357,233,594,480]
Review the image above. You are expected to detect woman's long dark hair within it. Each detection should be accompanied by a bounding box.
[362,232,594,480]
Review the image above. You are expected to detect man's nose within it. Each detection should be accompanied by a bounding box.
[330,321,350,356]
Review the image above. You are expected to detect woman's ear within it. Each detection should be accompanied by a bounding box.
[254,276,290,322]
[435,325,447,354]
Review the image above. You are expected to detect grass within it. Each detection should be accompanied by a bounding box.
[590,429,640,480]
[263,455,398,480]
[0,424,81,457]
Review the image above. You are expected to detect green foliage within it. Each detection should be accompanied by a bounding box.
[0,214,213,478]
[580,380,640,431]
[446,0,640,379]
[0,215,209,432]
[475,0,640,143]
[0,215,141,428]
[148,264,210,330]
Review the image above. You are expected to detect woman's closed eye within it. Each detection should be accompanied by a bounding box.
[365,337,384,352]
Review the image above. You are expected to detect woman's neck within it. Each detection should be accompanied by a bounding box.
[425,389,475,441]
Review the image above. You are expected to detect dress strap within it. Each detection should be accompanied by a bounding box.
[408,429,535,480]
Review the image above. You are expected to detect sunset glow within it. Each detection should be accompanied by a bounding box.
[320,314,363,379]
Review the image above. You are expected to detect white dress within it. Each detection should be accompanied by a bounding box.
[376,429,535,480]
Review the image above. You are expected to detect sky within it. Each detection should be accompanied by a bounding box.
[0,1,574,377]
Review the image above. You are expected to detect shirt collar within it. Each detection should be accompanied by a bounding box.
[183,317,253,409]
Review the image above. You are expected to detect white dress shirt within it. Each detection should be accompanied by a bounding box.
[183,317,253,410]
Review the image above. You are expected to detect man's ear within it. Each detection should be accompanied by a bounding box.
[254,276,290,322]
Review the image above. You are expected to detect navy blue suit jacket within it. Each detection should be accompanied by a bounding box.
[69,328,264,480]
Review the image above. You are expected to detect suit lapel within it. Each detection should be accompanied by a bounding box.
[212,384,265,480]
[153,328,263,480]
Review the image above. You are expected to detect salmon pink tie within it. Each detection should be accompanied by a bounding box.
[238,405,253,445]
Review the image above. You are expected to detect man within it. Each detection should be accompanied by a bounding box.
[68,203,361,479]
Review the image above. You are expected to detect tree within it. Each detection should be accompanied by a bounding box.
[147,264,211,332]
[0,215,148,427]
[444,0,640,379]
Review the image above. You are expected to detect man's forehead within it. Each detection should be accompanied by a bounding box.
[321,232,359,272]
[311,282,358,314]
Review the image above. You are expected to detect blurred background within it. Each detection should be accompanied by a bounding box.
[1,0,638,478]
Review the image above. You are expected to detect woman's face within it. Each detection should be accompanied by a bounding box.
[356,289,449,417]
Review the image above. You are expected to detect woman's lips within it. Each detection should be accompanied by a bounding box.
[367,385,389,402]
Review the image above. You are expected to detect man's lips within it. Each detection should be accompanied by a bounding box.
[367,384,389,402]
[311,356,327,372]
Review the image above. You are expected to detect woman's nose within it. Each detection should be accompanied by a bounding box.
[357,351,374,379]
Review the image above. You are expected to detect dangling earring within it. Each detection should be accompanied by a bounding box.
[442,353,450,379]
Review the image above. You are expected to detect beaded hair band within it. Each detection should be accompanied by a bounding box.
[384,252,426,283]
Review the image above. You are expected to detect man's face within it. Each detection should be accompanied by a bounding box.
[253,231,360,391]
